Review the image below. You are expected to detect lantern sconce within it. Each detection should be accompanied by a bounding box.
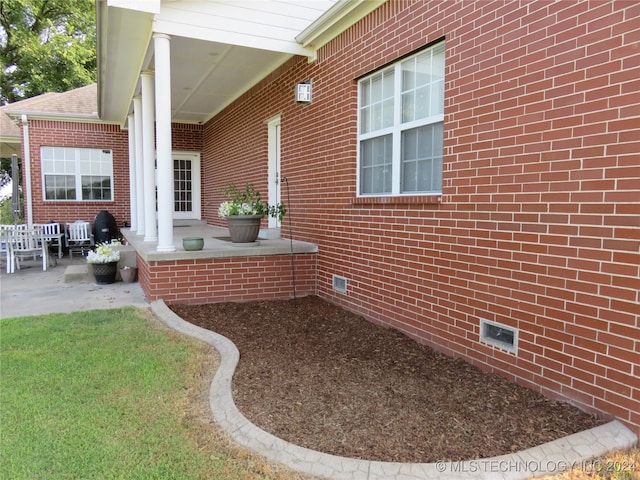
[295,80,312,104]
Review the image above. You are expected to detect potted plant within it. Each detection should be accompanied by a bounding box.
[87,242,121,284]
[218,182,286,243]
[119,265,138,283]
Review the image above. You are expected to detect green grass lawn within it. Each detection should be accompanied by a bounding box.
[0,307,300,480]
[1,306,637,480]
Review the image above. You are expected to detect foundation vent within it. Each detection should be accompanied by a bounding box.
[332,275,347,293]
[480,319,518,353]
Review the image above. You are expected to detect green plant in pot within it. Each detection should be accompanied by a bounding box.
[87,242,121,284]
[218,182,286,243]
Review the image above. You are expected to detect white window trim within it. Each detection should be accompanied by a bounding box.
[41,146,114,202]
[357,43,445,197]
[267,116,281,230]
[171,151,201,220]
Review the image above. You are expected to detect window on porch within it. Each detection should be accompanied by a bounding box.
[41,146,113,201]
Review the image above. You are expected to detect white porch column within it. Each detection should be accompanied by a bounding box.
[133,96,145,235]
[141,71,157,242]
[127,113,138,231]
[20,115,34,226]
[153,33,176,252]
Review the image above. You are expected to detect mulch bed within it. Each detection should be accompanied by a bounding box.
[169,295,603,463]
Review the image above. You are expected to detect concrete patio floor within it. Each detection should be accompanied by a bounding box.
[0,254,148,319]
[1,222,316,319]
[120,223,317,262]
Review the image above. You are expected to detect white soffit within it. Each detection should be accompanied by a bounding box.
[168,36,292,123]
[148,0,341,123]
[107,0,160,14]
[100,0,393,125]
[153,1,336,56]
[97,2,154,123]
[297,0,386,49]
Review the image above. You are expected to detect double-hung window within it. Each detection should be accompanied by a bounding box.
[358,42,445,196]
[41,146,113,201]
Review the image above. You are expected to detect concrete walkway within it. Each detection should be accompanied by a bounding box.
[0,255,148,318]
[151,300,638,480]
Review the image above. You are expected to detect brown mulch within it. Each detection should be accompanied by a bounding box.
[169,295,604,464]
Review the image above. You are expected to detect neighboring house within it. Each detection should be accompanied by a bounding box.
[1,85,130,225]
[2,0,638,435]
[1,84,203,226]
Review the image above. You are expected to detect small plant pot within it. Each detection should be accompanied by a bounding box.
[183,237,204,251]
[119,266,137,283]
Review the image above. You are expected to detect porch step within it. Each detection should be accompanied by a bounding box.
[64,264,90,283]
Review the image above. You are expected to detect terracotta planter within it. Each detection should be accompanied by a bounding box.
[92,261,118,284]
[119,266,137,283]
[225,214,263,243]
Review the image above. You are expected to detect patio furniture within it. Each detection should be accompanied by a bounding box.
[6,227,51,274]
[66,221,94,258]
[1,224,27,273]
[34,222,64,259]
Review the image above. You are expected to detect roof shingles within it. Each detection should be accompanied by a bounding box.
[1,84,97,118]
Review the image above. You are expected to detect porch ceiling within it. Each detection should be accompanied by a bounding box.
[97,0,340,126]
[159,36,293,124]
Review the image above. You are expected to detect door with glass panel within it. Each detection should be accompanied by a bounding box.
[172,152,201,220]
[267,117,281,229]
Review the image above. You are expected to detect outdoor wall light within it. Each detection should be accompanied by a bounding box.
[295,80,312,104]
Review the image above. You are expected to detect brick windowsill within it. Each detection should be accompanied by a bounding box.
[350,195,442,206]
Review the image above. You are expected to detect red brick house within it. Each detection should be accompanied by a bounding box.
[3,1,639,435]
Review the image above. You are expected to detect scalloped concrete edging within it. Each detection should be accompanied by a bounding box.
[150,300,637,480]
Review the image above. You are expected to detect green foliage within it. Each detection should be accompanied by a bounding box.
[0,0,96,104]
[0,308,258,480]
[218,182,286,221]
[0,197,19,223]
[0,157,17,177]
[0,161,23,222]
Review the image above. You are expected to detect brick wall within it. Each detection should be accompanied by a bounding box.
[202,0,640,432]
[23,120,130,225]
[172,122,203,152]
[22,120,203,227]
[139,253,317,304]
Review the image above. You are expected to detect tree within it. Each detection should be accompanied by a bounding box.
[0,0,96,104]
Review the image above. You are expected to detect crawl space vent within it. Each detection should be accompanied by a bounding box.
[332,275,347,293]
[480,319,518,353]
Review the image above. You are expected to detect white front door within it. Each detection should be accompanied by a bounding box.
[267,117,281,229]
[172,152,201,220]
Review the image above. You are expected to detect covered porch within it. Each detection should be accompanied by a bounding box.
[96,1,382,257]
[121,223,318,305]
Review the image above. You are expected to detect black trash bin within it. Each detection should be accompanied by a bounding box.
[93,210,118,244]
